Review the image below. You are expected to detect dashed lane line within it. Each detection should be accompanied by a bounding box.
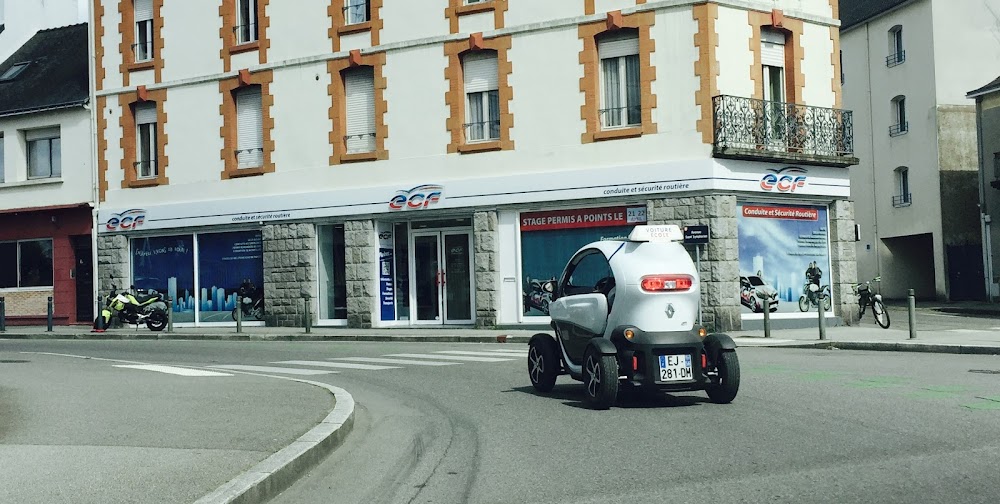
[385,353,515,363]
[433,350,527,358]
[209,365,337,375]
[273,360,401,370]
[330,357,460,366]
[113,364,234,377]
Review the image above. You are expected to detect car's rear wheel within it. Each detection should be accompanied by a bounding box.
[527,334,560,393]
[706,351,740,404]
[582,348,618,410]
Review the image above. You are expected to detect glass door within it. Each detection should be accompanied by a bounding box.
[408,230,474,324]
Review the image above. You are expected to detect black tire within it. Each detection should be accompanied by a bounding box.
[146,311,167,332]
[872,299,890,329]
[582,347,619,410]
[231,308,239,321]
[706,351,740,404]
[527,334,560,392]
[798,296,809,312]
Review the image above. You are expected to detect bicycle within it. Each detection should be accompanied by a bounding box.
[853,276,889,328]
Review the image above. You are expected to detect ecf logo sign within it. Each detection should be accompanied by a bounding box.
[106,209,147,231]
[389,184,443,210]
[760,167,807,192]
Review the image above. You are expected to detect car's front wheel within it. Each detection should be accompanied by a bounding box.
[527,334,560,392]
[582,348,619,410]
[706,351,740,404]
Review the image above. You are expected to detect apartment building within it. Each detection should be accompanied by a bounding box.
[841,0,1000,301]
[93,0,856,330]
[970,75,1000,301]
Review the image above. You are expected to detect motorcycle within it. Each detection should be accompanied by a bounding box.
[798,282,832,312]
[94,284,169,331]
[231,280,264,321]
[523,276,556,315]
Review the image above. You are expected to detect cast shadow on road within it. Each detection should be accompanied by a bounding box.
[504,385,710,410]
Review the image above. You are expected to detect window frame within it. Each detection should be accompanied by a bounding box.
[134,102,158,179]
[461,50,500,143]
[343,0,370,25]
[0,61,29,82]
[25,128,61,180]
[559,249,613,298]
[234,84,264,169]
[887,25,905,67]
[236,0,259,45]
[0,239,55,289]
[894,167,911,207]
[890,95,908,136]
[343,65,377,154]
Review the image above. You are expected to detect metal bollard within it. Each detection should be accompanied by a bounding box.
[236,298,243,333]
[47,297,54,332]
[0,297,6,332]
[818,293,827,340]
[758,292,772,338]
[302,290,312,334]
[166,297,174,333]
[908,288,917,339]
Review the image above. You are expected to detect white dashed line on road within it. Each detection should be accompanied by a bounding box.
[330,357,460,366]
[272,360,401,370]
[113,364,233,377]
[385,353,515,362]
[209,365,337,375]
[433,350,526,358]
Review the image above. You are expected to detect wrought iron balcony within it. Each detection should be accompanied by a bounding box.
[712,95,858,167]
[886,50,905,68]
[892,194,912,207]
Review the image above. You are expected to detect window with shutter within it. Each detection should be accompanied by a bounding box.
[134,0,154,62]
[134,103,157,178]
[597,31,640,129]
[344,67,376,154]
[463,51,499,142]
[236,86,264,168]
[237,0,258,44]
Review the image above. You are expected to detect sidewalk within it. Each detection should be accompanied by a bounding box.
[3,323,1000,355]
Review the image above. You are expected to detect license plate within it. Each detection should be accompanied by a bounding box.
[658,354,693,382]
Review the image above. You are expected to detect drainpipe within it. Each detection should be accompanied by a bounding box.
[87,0,101,320]
[865,24,882,278]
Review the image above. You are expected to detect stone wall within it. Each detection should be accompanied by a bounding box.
[474,211,499,327]
[647,194,741,332]
[344,219,376,328]
[829,199,860,325]
[262,223,317,327]
[96,234,129,298]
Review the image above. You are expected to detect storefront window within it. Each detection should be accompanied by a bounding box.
[197,231,263,322]
[319,225,347,320]
[132,235,195,323]
[737,202,831,317]
[392,222,409,320]
[519,206,646,317]
[0,239,54,288]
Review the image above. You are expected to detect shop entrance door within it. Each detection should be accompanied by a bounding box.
[410,230,474,324]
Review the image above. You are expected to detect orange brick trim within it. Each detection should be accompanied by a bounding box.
[829,0,839,19]
[118,0,165,86]
[830,26,842,109]
[220,0,271,73]
[749,10,805,104]
[93,0,106,90]
[578,11,657,144]
[693,3,719,145]
[118,88,169,189]
[329,0,384,52]
[444,35,515,154]
[327,52,389,164]
[219,70,276,179]
[445,0,508,34]
[96,96,109,201]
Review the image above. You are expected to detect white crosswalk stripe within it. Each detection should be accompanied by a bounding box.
[331,357,459,366]
[480,349,529,355]
[386,353,514,363]
[209,365,336,375]
[273,360,400,370]
[434,350,525,358]
[114,364,233,377]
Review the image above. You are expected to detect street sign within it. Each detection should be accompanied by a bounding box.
[682,225,709,244]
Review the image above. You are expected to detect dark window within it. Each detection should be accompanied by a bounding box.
[0,239,53,288]
[0,242,16,288]
[563,250,612,296]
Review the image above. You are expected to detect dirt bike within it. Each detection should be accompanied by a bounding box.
[94,284,169,331]
[854,276,890,328]
[231,294,264,321]
[798,282,832,312]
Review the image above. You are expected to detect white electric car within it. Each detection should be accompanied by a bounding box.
[527,225,740,409]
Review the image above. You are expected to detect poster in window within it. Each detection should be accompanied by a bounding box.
[737,203,832,317]
[197,231,264,322]
[132,235,195,323]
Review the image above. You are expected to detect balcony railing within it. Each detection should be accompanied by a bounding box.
[712,95,857,167]
[889,122,908,136]
[886,50,905,67]
[892,194,912,207]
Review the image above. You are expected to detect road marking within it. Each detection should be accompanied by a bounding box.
[209,365,336,375]
[433,350,524,358]
[331,357,460,366]
[480,349,529,355]
[946,329,991,334]
[386,353,514,363]
[114,364,233,377]
[273,360,400,370]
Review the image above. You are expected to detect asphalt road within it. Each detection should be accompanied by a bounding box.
[4,338,999,503]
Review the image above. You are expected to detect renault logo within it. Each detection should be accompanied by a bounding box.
[666,304,675,318]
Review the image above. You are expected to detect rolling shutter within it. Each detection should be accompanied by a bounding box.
[134,0,153,22]
[761,29,785,67]
[236,86,263,168]
[598,32,639,60]
[134,102,156,125]
[345,67,376,153]
[463,52,498,93]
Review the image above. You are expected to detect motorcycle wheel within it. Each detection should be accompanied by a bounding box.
[251,307,264,321]
[146,311,167,332]
[231,308,239,321]
[798,296,809,312]
[823,296,832,312]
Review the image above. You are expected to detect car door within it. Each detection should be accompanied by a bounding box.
[550,249,613,364]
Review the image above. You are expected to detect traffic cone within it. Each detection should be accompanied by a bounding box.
[92,312,106,333]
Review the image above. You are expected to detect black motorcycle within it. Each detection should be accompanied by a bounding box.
[231,279,264,321]
[95,284,169,331]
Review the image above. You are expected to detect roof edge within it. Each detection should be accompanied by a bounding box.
[0,99,89,119]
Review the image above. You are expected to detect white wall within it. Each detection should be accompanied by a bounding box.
[97,0,123,90]
[506,0,576,27]
[160,0,222,80]
[162,82,224,185]
[383,44,450,160]
[801,21,835,108]
[0,0,88,63]
[716,5,755,99]
[268,0,331,61]
[931,0,1000,106]
[270,62,331,172]
[380,1,448,46]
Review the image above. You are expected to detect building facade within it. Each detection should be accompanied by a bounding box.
[93,0,857,330]
[841,0,1000,301]
[0,23,94,326]
[970,76,1000,301]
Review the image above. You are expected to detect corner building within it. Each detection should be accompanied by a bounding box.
[93,0,858,330]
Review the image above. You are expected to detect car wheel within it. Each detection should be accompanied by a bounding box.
[706,351,740,404]
[527,334,560,393]
[582,348,619,410]
[798,296,809,312]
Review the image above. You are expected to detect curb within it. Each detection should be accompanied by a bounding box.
[0,332,533,343]
[742,340,1000,355]
[193,379,355,504]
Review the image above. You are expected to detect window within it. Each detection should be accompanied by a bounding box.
[344,66,376,154]
[839,50,844,85]
[134,102,157,179]
[236,0,258,44]
[463,51,500,142]
[26,128,61,179]
[893,167,911,207]
[598,31,640,129]
[235,85,263,168]
[0,62,28,82]
[344,0,369,25]
[887,25,904,67]
[134,0,153,62]
[0,239,54,288]
[562,250,613,297]
[761,29,786,103]
[465,0,488,3]
[890,95,907,136]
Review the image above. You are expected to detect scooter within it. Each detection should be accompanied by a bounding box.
[94,284,169,332]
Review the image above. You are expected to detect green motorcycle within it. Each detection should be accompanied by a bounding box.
[94,284,169,332]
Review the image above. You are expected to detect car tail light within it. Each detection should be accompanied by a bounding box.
[701,353,707,369]
[640,275,693,292]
